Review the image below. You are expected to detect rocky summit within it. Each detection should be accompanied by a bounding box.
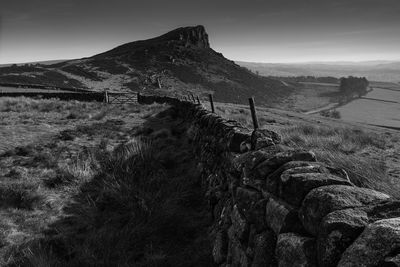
[0,26,290,106]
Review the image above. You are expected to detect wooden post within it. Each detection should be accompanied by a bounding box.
[209,94,215,113]
[104,90,109,104]
[249,97,259,129]
[196,96,201,104]
[136,92,140,103]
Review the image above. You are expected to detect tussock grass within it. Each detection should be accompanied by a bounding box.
[278,124,394,195]
[0,183,42,210]
[2,105,213,266]
[0,97,172,265]
[0,97,93,113]
[218,104,398,197]
[11,138,210,266]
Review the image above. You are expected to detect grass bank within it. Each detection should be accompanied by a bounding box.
[0,97,213,266]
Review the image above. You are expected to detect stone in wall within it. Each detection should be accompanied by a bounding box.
[276,233,317,267]
[236,187,266,231]
[227,225,249,266]
[278,172,353,207]
[318,200,400,267]
[213,230,229,264]
[251,229,277,267]
[251,129,281,150]
[338,218,400,267]
[265,197,304,235]
[254,150,317,179]
[228,127,252,153]
[265,161,350,200]
[231,204,249,242]
[299,185,391,236]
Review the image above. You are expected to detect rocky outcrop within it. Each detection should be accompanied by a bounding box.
[161,25,210,48]
[138,93,399,266]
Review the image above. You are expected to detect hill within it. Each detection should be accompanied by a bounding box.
[237,60,400,82]
[0,26,289,106]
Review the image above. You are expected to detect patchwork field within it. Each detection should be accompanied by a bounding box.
[337,85,400,129]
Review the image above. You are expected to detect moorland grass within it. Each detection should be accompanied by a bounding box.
[5,109,213,267]
[1,99,213,266]
[218,105,398,198]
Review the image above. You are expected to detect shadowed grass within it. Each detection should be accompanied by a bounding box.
[4,108,214,267]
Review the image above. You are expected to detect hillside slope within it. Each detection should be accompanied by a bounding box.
[0,26,290,106]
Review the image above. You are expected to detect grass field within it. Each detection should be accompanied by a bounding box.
[0,96,399,265]
[0,97,213,266]
[337,86,400,129]
[215,101,400,198]
[277,81,340,112]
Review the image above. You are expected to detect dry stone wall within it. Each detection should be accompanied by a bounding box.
[138,93,400,267]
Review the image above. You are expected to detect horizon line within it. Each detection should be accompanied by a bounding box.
[2,57,400,66]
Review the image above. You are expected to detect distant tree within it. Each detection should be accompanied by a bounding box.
[339,76,369,100]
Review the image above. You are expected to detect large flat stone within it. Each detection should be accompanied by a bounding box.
[254,150,317,179]
[265,161,349,196]
[338,218,400,267]
[318,200,400,267]
[279,172,352,207]
[299,185,390,236]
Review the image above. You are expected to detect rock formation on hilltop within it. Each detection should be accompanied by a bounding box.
[0,25,291,106]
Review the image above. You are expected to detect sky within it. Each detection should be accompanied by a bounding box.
[0,0,400,64]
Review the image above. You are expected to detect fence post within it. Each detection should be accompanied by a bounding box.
[248,97,259,129]
[209,94,215,113]
[136,92,140,104]
[196,96,201,104]
[104,90,109,104]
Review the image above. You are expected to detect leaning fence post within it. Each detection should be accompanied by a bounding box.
[208,94,215,113]
[136,92,140,103]
[248,97,259,129]
[104,90,109,104]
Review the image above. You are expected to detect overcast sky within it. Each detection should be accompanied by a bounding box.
[1,0,400,64]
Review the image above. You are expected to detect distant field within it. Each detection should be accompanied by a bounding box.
[337,86,400,129]
[0,86,73,93]
[279,81,340,112]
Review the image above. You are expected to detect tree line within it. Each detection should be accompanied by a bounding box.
[339,76,369,101]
